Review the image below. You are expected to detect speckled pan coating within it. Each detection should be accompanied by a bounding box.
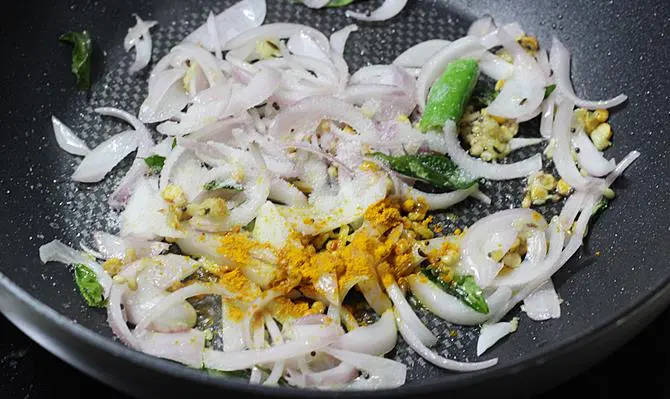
[0,0,668,396]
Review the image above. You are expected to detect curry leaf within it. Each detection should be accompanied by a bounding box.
[74,264,106,308]
[144,155,166,174]
[372,152,476,190]
[544,84,557,99]
[421,268,489,314]
[59,31,93,90]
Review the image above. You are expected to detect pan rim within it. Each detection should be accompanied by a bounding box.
[1,268,669,396]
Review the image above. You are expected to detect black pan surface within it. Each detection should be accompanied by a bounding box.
[0,0,668,397]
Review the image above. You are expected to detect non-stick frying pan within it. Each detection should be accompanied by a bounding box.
[0,0,668,397]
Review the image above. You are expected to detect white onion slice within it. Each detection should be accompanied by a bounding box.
[443,121,542,180]
[269,178,307,206]
[479,52,515,81]
[345,0,408,22]
[521,279,561,321]
[408,275,512,325]
[224,67,281,116]
[552,99,598,190]
[107,285,141,349]
[158,145,186,191]
[125,15,157,74]
[401,183,487,211]
[550,37,627,109]
[225,23,330,53]
[332,309,397,356]
[302,0,330,8]
[509,137,545,152]
[460,208,547,288]
[95,107,153,156]
[395,309,498,372]
[139,329,205,368]
[134,283,234,332]
[39,240,112,296]
[467,15,495,37]
[72,130,138,183]
[139,67,188,123]
[51,116,90,156]
[92,231,169,260]
[393,39,448,68]
[540,94,556,138]
[476,318,518,356]
[183,0,267,51]
[416,36,485,110]
[269,96,376,140]
[322,347,407,390]
[486,29,546,119]
[120,177,185,240]
[330,24,358,56]
[385,279,436,347]
[203,334,339,371]
[572,129,616,177]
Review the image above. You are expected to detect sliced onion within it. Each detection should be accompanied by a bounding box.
[125,15,157,74]
[486,29,546,119]
[540,94,556,138]
[139,329,205,368]
[39,240,112,295]
[509,137,545,152]
[521,279,561,321]
[302,0,330,8]
[605,150,640,187]
[183,0,266,51]
[225,23,330,53]
[321,347,407,390]
[395,309,498,372]
[269,96,376,140]
[401,183,487,211]
[393,39,448,68]
[467,15,495,37]
[330,24,358,56]
[269,178,307,206]
[158,145,186,192]
[552,99,598,190]
[443,121,542,180]
[407,274,512,325]
[95,107,153,156]
[169,44,227,87]
[331,309,397,356]
[134,283,234,332]
[92,231,169,260]
[107,285,141,349]
[72,130,138,183]
[550,37,627,109]
[479,52,515,81]
[223,66,281,116]
[460,208,547,288]
[385,278,436,347]
[476,318,518,356]
[139,67,188,123]
[572,129,616,177]
[416,36,485,110]
[120,177,185,240]
[51,116,90,156]
[345,0,408,22]
[203,334,339,371]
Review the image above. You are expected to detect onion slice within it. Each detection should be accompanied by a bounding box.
[395,309,498,372]
[476,318,518,356]
[345,0,409,22]
[51,116,90,156]
[550,37,627,109]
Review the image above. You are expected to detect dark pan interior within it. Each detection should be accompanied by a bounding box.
[0,0,668,396]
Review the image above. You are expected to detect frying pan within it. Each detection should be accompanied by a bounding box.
[0,0,668,397]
